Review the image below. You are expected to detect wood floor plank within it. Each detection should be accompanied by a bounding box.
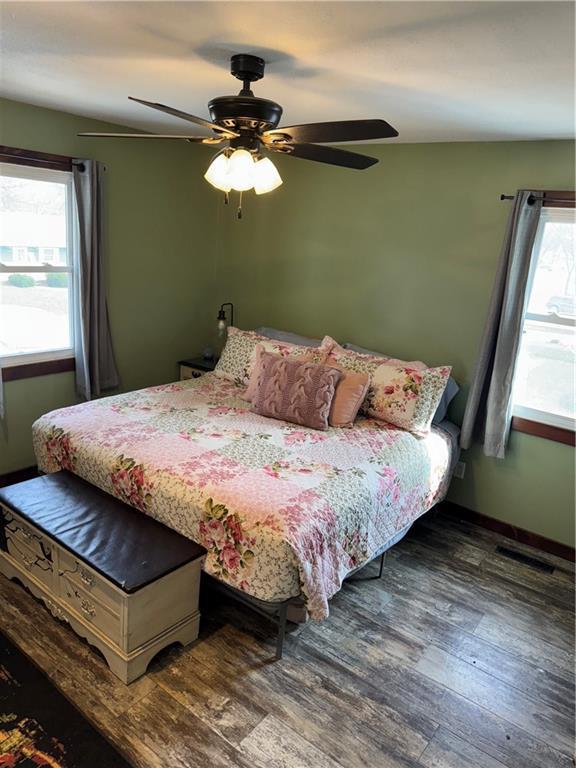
[415,645,575,755]
[304,595,428,668]
[475,614,575,674]
[340,571,395,613]
[409,521,489,566]
[454,632,575,719]
[151,642,268,746]
[355,592,468,652]
[362,554,486,632]
[340,580,575,724]
[121,686,266,768]
[394,539,574,618]
[388,546,574,647]
[289,613,573,768]
[167,617,434,768]
[480,551,575,607]
[418,727,509,768]
[430,512,575,576]
[239,714,344,768]
[406,520,574,614]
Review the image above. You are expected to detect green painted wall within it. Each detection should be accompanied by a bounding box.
[215,141,575,547]
[1,98,574,548]
[0,98,216,473]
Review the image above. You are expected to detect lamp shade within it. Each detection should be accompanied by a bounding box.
[227,149,254,191]
[204,154,232,192]
[253,157,283,195]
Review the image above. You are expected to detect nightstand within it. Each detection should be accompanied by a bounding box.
[178,357,217,381]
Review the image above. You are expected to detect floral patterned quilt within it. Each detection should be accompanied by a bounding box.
[32,374,455,620]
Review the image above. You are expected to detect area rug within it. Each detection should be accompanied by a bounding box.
[0,631,131,767]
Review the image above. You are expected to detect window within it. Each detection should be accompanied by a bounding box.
[512,202,575,433]
[0,162,76,367]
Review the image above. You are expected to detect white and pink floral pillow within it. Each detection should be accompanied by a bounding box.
[215,327,334,387]
[323,337,451,434]
[364,364,451,435]
[323,336,427,374]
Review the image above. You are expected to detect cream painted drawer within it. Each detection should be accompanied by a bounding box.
[5,532,54,590]
[2,507,53,564]
[60,576,121,639]
[180,364,206,380]
[58,548,122,615]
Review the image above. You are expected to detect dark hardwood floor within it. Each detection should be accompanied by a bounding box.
[1,510,574,767]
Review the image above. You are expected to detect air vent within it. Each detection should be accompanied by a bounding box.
[496,546,554,573]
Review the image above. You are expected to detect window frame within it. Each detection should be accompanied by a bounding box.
[0,148,77,377]
[511,190,576,445]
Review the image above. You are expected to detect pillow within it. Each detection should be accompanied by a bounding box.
[215,327,333,387]
[328,369,370,428]
[254,327,322,348]
[242,343,320,401]
[364,363,452,435]
[337,341,427,370]
[251,352,341,431]
[431,376,460,423]
[341,340,459,423]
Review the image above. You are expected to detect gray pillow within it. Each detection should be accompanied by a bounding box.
[342,342,459,423]
[255,327,322,348]
[433,377,460,423]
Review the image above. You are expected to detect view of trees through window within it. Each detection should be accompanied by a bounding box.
[0,166,73,360]
[513,206,575,427]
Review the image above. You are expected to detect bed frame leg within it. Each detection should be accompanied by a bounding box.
[378,551,387,579]
[275,604,288,660]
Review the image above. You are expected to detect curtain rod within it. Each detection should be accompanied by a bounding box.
[500,193,573,205]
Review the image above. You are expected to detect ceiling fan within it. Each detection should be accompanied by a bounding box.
[80,53,398,208]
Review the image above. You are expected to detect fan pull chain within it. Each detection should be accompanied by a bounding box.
[224,192,229,205]
[237,191,243,220]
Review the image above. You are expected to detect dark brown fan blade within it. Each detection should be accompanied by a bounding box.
[274,143,378,169]
[128,97,238,137]
[263,119,397,144]
[78,132,223,144]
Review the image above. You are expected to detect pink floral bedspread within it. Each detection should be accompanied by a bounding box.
[32,374,454,619]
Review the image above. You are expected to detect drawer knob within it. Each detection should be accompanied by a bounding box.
[80,568,94,587]
[74,590,96,618]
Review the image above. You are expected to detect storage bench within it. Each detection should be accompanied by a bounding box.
[0,471,206,684]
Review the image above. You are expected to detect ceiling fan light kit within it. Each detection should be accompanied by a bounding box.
[204,150,283,195]
[79,53,398,216]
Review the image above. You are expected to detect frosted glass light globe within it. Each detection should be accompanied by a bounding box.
[204,154,231,192]
[253,157,283,195]
[227,149,255,191]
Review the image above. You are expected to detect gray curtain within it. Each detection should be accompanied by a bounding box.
[460,190,542,458]
[73,159,120,400]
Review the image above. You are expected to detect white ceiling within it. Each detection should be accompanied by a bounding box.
[0,1,574,143]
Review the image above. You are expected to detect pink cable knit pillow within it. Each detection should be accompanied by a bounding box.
[215,327,334,387]
[242,343,326,402]
[251,351,342,430]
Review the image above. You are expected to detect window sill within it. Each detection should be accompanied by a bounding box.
[511,416,575,447]
[2,357,76,382]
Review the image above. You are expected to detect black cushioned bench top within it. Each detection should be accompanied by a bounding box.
[0,471,205,593]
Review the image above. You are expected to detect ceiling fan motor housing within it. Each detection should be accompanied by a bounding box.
[208,95,283,134]
[208,53,283,139]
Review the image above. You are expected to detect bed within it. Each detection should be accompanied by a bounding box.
[33,371,458,628]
